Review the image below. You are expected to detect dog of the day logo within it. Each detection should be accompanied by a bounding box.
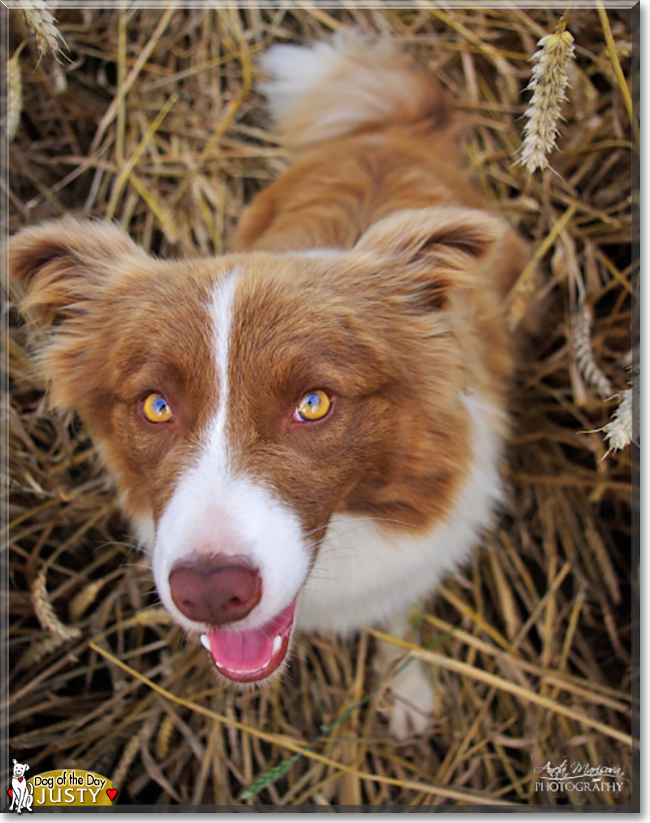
[7,761,117,810]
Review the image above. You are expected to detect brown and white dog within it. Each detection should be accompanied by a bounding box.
[10,32,530,739]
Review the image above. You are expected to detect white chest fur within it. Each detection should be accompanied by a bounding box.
[297,393,505,635]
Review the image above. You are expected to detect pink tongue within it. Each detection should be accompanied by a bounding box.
[206,599,296,673]
[207,627,274,672]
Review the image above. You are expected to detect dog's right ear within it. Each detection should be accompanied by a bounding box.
[353,206,504,313]
[9,218,145,327]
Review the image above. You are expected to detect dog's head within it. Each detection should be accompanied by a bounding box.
[12,761,29,779]
[9,209,503,683]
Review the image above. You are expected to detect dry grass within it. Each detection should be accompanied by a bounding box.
[6,4,636,808]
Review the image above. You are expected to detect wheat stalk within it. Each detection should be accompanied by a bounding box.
[573,302,612,399]
[518,20,575,173]
[19,0,67,60]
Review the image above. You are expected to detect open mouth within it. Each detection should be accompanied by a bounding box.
[200,598,297,683]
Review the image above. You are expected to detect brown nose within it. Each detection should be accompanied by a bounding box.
[168,555,262,626]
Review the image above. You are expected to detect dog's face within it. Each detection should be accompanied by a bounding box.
[12,761,29,779]
[10,208,502,683]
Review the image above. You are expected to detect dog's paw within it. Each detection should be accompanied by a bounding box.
[386,662,435,741]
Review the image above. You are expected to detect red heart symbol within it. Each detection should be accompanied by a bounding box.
[7,789,12,799]
[106,789,118,802]
[17,778,23,783]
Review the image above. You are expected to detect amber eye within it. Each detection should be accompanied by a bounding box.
[142,393,172,424]
[294,390,332,422]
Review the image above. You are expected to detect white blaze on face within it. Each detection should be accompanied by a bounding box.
[149,269,310,639]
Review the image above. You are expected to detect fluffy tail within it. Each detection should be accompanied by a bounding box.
[259,30,453,150]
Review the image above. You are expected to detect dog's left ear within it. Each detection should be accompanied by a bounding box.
[9,217,146,327]
[354,207,505,311]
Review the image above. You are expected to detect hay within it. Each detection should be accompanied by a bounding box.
[7,3,636,808]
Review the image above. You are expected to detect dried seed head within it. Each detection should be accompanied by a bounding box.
[573,302,612,399]
[135,607,173,626]
[19,0,67,60]
[155,715,175,762]
[69,579,104,623]
[7,54,22,142]
[604,388,633,452]
[518,24,575,173]
[18,633,69,670]
[32,569,82,640]
[111,733,142,790]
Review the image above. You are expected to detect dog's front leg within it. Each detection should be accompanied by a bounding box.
[374,610,435,741]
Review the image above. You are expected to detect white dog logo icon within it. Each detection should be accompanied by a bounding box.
[9,760,33,814]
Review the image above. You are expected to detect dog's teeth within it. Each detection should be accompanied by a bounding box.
[272,635,282,656]
[200,634,211,651]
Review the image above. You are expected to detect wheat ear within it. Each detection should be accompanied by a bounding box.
[7,52,22,141]
[155,715,175,762]
[518,20,575,173]
[18,634,70,669]
[603,388,633,452]
[32,568,82,640]
[111,732,142,790]
[19,0,67,60]
[573,302,612,399]
[135,607,173,626]
[69,580,104,623]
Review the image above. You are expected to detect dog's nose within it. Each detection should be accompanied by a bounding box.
[168,555,262,625]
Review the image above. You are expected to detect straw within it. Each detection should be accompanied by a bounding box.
[8,5,634,806]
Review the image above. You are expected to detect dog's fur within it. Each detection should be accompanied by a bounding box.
[10,32,530,739]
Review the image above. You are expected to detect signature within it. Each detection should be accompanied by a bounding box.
[533,760,628,783]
